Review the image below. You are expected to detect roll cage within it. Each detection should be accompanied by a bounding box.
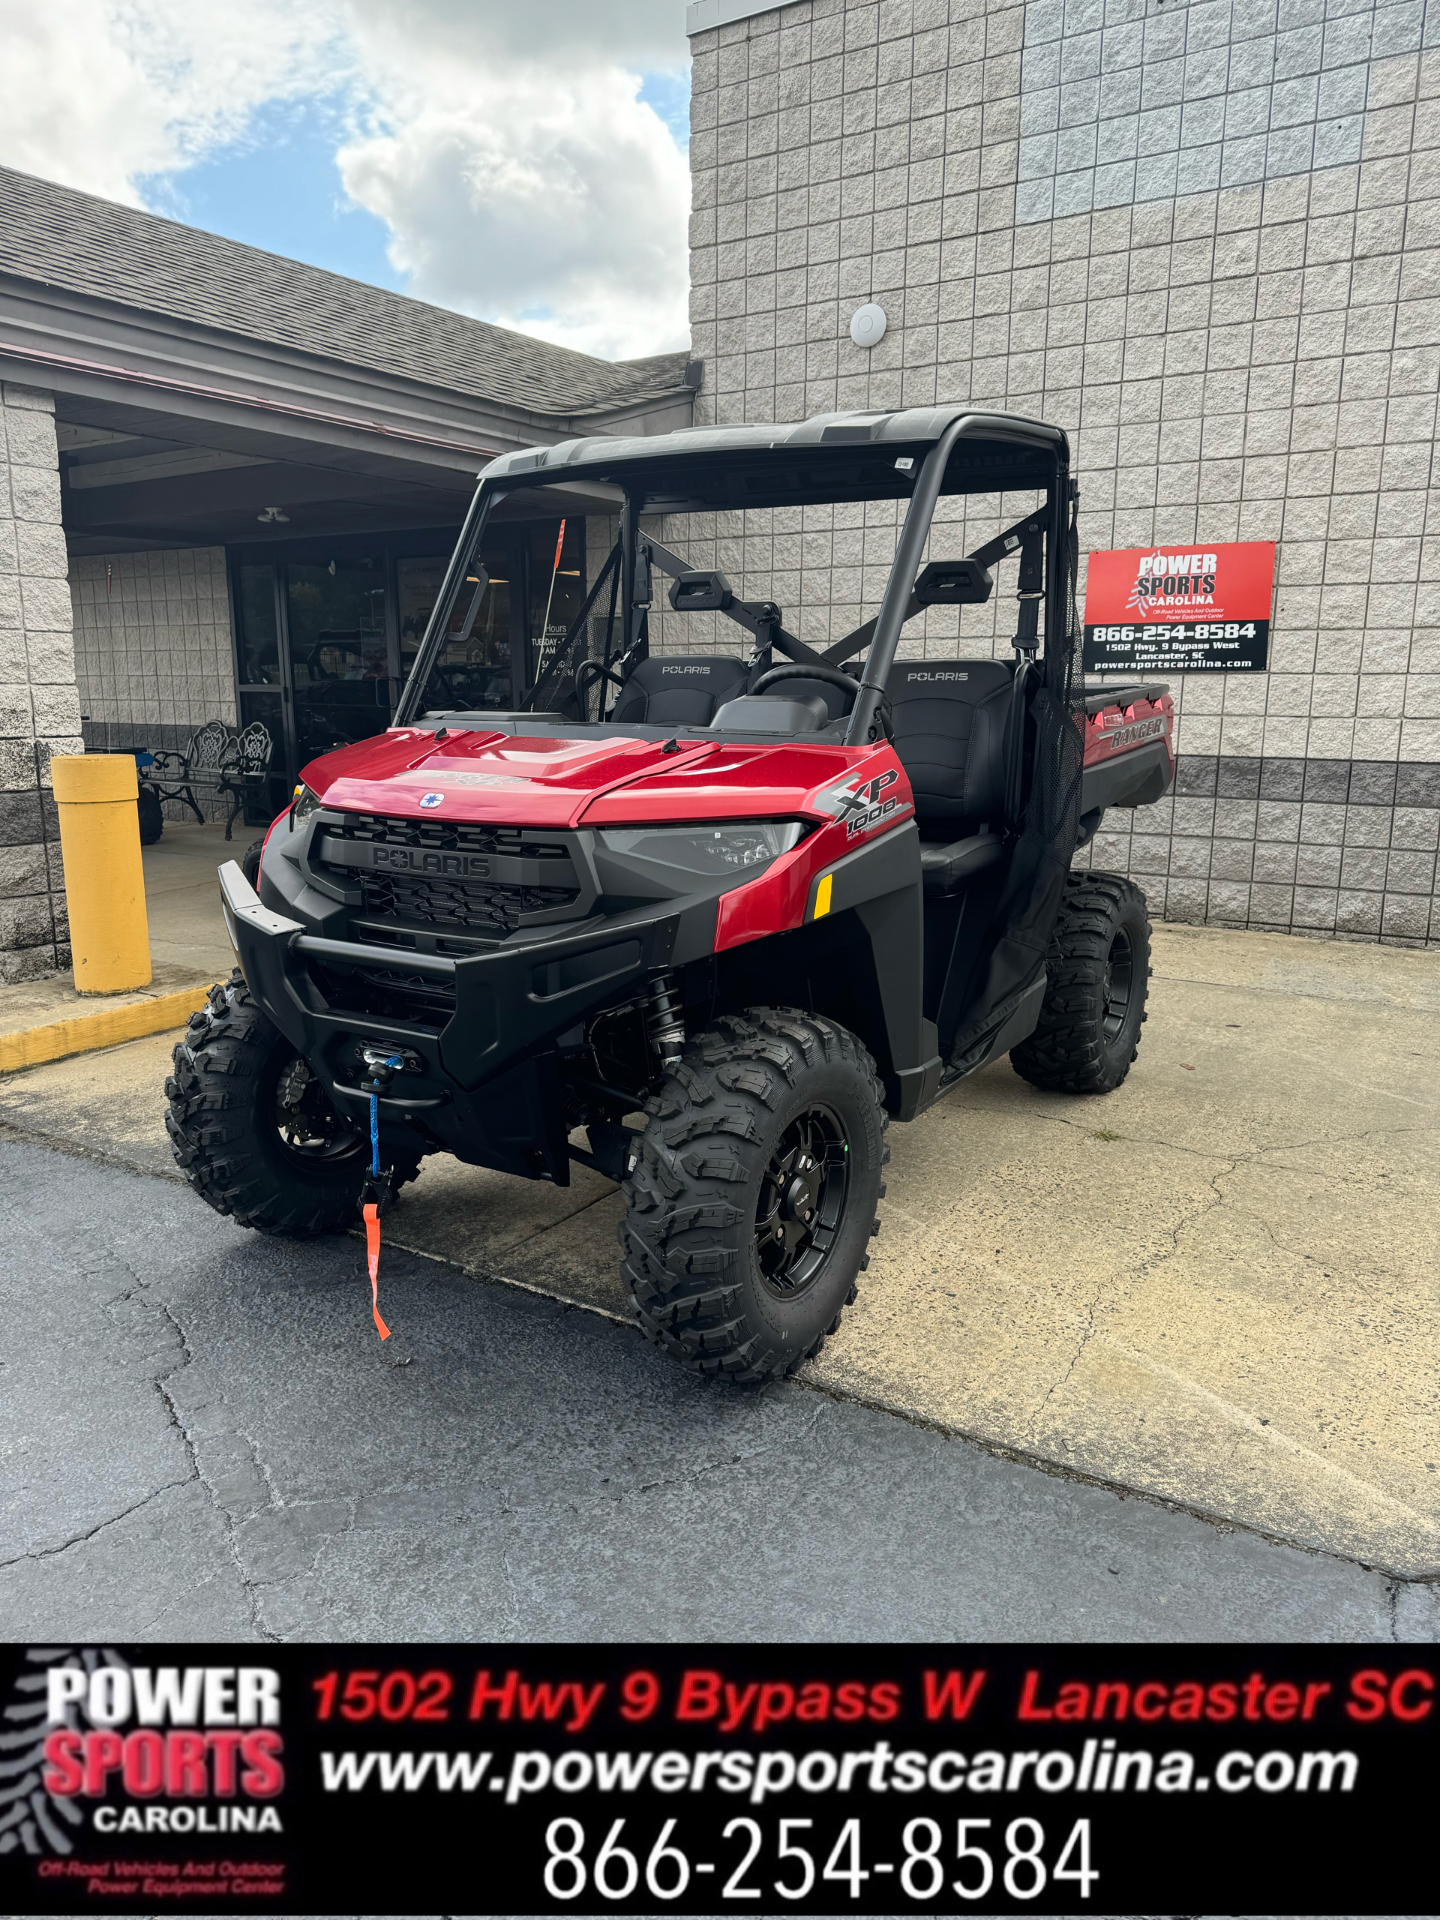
[393,408,1077,743]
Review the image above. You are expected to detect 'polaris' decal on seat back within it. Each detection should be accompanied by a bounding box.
[906,670,969,682]
[660,664,711,674]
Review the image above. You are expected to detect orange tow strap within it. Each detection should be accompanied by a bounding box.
[362,1202,392,1340]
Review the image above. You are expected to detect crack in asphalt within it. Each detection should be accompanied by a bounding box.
[0,1480,190,1573]
[154,1300,280,1644]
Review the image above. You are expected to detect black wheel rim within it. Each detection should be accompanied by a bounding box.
[267,1053,363,1165]
[755,1103,850,1300]
[1101,928,1135,1043]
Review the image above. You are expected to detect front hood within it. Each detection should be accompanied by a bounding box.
[302,727,870,830]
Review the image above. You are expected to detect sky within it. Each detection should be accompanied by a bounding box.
[0,0,693,363]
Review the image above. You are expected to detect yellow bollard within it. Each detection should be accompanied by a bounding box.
[51,754,152,994]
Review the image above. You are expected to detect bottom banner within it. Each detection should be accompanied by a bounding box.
[0,1644,1431,1914]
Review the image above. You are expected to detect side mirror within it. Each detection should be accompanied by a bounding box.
[914,558,993,606]
[669,569,733,613]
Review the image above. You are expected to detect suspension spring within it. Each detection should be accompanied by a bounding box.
[643,971,686,1071]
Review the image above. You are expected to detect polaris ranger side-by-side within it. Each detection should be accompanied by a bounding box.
[169,409,1174,1380]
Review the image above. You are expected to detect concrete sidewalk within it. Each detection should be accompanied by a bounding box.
[141,818,244,978]
[0,821,234,1069]
[1,920,1436,1580]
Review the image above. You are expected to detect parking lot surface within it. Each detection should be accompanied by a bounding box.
[1,1137,1434,1641]
[2,919,1435,1584]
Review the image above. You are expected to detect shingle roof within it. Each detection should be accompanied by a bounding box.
[0,164,693,419]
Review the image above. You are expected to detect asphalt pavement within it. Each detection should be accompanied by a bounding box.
[1,1138,1434,1642]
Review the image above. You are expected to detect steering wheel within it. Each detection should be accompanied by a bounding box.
[749,664,859,703]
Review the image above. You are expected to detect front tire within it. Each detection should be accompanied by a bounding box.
[621,1008,888,1383]
[166,969,420,1233]
[1010,873,1151,1094]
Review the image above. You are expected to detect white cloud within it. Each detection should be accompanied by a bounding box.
[0,0,343,205]
[0,0,692,361]
[335,5,691,360]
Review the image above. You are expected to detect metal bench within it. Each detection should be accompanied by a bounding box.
[143,718,274,840]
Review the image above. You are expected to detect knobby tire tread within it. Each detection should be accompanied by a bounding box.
[1010,872,1152,1095]
[166,967,419,1235]
[620,1006,888,1384]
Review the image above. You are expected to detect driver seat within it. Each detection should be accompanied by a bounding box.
[610,655,752,726]
[885,659,1026,894]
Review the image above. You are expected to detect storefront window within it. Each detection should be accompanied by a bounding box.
[527,518,586,668]
[237,565,281,682]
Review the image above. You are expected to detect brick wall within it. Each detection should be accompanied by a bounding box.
[687,0,1440,944]
[0,382,82,983]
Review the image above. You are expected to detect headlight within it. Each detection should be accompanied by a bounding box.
[291,784,323,825]
[598,821,805,875]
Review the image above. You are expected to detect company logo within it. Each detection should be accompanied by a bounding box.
[660,665,710,675]
[373,846,491,878]
[418,793,444,809]
[2,1650,286,1853]
[1127,551,1218,617]
[907,670,969,683]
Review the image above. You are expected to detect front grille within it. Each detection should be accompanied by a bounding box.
[355,871,576,934]
[332,813,567,859]
[317,811,582,937]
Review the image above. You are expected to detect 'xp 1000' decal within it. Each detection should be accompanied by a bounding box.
[820,767,914,839]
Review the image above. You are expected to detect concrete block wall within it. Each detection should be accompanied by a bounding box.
[687,0,1440,944]
[0,383,82,983]
[71,547,236,820]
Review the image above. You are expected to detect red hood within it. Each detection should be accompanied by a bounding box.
[303,727,878,829]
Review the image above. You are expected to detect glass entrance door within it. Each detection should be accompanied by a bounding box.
[286,554,392,765]
[229,521,583,816]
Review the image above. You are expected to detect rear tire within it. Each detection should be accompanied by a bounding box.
[621,1007,888,1383]
[1009,873,1151,1094]
[166,968,421,1233]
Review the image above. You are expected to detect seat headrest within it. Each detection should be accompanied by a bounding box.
[887,659,1016,701]
[611,654,751,727]
[621,655,750,694]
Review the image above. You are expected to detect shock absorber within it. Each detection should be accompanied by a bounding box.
[643,971,686,1071]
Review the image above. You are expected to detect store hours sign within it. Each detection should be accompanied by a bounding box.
[1082,541,1276,673]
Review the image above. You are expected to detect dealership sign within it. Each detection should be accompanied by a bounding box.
[1082,541,1276,672]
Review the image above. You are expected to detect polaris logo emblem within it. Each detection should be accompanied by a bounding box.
[660,665,710,674]
[908,670,968,682]
[372,846,491,878]
[419,792,443,808]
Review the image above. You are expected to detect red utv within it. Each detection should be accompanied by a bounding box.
[168,409,1173,1381]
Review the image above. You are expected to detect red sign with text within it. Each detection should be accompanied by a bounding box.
[1083,540,1276,672]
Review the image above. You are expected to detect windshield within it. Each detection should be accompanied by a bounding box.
[403,486,1053,727]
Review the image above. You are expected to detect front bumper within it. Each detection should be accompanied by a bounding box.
[220,860,683,1181]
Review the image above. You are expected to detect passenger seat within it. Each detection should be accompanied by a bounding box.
[885,659,1024,894]
[610,655,752,726]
